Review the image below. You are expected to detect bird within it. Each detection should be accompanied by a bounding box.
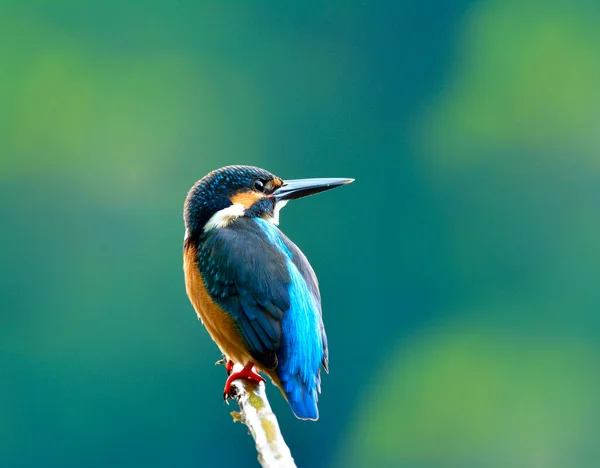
[183,165,353,420]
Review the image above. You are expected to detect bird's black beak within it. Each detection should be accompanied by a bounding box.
[272,177,354,201]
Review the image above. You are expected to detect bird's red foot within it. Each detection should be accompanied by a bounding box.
[223,363,265,400]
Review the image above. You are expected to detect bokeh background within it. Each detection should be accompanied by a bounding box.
[2,1,600,467]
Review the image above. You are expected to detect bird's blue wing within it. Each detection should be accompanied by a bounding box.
[253,218,327,420]
[197,219,291,369]
[280,236,329,373]
[199,217,328,419]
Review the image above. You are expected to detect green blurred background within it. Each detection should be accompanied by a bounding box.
[2,1,600,467]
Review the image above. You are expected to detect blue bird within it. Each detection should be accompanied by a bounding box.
[183,165,353,420]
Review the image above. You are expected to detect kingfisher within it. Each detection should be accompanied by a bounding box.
[183,165,353,420]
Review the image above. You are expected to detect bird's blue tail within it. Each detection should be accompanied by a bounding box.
[281,374,319,420]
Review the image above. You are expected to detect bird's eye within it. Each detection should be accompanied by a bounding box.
[253,179,265,192]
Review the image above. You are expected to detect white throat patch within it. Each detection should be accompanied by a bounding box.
[203,203,246,231]
[266,200,288,225]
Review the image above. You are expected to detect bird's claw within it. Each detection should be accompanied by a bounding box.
[223,388,237,402]
[215,357,226,366]
[223,364,265,401]
[215,356,234,374]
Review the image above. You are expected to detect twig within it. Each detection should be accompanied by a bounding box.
[228,364,296,468]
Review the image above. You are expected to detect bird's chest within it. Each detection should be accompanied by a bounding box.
[183,244,249,364]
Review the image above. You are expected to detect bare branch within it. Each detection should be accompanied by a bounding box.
[229,364,296,468]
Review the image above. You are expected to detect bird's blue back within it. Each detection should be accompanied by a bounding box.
[254,218,326,420]
[197,217,328,420]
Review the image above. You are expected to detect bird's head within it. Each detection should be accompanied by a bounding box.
[184,165,353,241]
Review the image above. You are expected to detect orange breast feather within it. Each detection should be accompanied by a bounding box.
[183,243,284,391]
[183,244,250,365]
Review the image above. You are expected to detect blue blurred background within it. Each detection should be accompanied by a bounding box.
[2,2,600,467]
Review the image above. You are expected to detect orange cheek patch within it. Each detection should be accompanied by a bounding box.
[231,190,264,209]
[270,177,284,190]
